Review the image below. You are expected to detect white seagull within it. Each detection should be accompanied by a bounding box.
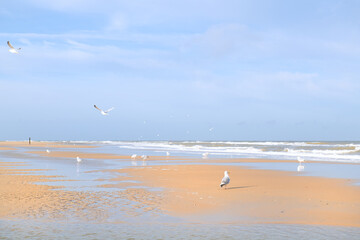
[166,152,170,156]
[202,152,209,159]
[131,154,137,159]
[94,105,114,115]
[297,157,305,172]
[76,156,82,163]
[297,164,305,172]
[7,41,21,54]
[141,155,148,160]
[220,171,230,189]
[46,149,51,153]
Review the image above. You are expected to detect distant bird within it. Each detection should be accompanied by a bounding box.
[220,171,230,189]
[297,165,305,172]
[202,152,209,159]
[46,149,50,153]
[209,127,214,132]
[94,105,114,115]
[166,152,170,156]
[76,156,82,163]
[131,160,138,166]
[131,154,137,159]
[141,155,148,160]
[297,157,305,172]
[7,41,21,54]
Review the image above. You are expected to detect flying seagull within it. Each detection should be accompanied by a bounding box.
[7,41,21,54]
[220,171,230,189]
[94,105,114,115]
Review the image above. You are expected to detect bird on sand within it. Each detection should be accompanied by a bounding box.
[94,105,114,115]
[46,149,50,153]
[202,152,209,159]
[297,157,305,164]
[220,171,230,189]
[131,154,137,159]
[7,41,21,54]
[76,156,82,163]
[297,157,305,172]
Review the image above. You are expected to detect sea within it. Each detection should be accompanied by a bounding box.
[0,140,359,239]
[75,140,360,163]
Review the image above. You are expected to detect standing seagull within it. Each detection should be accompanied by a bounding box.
[220,171,230,189]
[76,156,82,163]
[297,157,305,172]
[94,105,114,115]
[7,41,21,54]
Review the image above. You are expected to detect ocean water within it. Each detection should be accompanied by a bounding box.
[68,140,360,163]
[1,141,360,239]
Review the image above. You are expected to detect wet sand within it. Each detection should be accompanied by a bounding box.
[0,162,161,222]
[0,141,359,228]
[0,141,95,149]
[28,150,130,160]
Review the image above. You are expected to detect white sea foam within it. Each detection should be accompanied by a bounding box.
[65,140,360,163]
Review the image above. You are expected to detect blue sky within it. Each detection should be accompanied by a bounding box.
[1,0,359,141]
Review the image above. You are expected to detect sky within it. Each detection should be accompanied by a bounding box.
[1,0,360,141]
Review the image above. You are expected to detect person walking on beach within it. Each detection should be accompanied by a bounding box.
[29,137,31,145]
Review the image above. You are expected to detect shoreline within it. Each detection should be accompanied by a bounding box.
[0,142,359,227]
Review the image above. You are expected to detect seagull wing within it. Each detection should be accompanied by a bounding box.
[7,41,15,49]
[221,176,230,185]
[94,105,103,111]
[104,107,114,113]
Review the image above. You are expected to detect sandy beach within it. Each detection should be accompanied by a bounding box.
[108,165,360,227]
[1,141,359,229]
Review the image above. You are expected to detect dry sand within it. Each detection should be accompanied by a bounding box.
[111,164,360,227]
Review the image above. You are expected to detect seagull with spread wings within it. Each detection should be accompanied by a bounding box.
[7,41,21,54]
[94,105,114,115]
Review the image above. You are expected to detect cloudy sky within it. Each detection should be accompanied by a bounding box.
[1,0,359,141]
